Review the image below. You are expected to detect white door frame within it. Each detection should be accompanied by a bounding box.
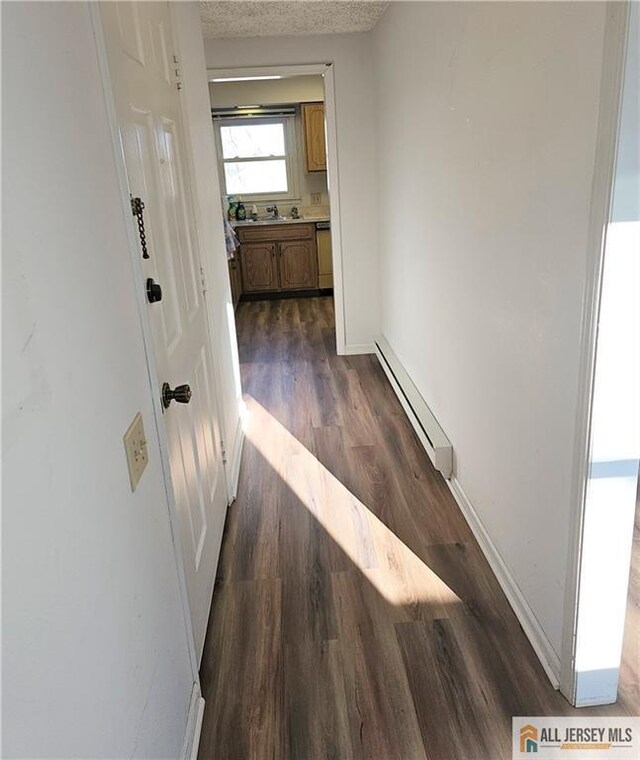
[559,0,632,705]
[90,4,203,686]
[207,63,348,355]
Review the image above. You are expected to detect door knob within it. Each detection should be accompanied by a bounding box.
[146,278,163,303]
[162,382,191,409]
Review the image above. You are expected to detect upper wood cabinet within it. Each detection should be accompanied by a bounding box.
[301,103,327,172]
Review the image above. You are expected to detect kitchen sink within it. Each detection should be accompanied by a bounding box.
[233,216,308,226]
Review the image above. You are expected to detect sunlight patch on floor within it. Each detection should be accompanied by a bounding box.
[243,395,462,612]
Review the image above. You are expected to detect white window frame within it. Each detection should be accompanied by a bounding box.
[213,115,300,203]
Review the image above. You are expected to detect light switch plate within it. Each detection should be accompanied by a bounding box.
[123,412,148,492]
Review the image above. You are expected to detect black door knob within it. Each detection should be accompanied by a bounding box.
[146,278,163,303]
[162,382,192,409]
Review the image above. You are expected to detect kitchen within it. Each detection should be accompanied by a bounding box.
[209,73,334,320]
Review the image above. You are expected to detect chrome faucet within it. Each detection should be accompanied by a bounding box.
[265,204,279,219]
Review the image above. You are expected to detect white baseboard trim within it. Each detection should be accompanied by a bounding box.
[342,343,376,355]
[374,336,452,478]
[181,684,205,760]
[447,476,561,688]
[227,414,244,503]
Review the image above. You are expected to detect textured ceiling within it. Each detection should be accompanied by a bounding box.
[199,1,389,39]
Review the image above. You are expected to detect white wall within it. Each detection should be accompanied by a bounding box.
[373,1,609,664]
[203,33,379,350]
[2,3,194,756]
[209,74,324,107]
[611,3,640,227]
[172,3,244,499]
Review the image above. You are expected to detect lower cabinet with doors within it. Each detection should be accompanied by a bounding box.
[236,222,318,296]
[228,254,243,309]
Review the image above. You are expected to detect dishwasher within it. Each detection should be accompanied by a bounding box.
[315,221,333,291]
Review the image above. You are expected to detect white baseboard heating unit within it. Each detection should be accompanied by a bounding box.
[374,336,453,479]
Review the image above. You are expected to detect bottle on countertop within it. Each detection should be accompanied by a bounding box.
[226,195,237,221]
[235,201,246,221]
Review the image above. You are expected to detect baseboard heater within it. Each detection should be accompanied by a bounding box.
[374,336,453,479]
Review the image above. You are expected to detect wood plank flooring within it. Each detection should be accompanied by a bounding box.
[199,296,638,760]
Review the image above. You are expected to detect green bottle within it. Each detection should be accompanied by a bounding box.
[235,202,246,221]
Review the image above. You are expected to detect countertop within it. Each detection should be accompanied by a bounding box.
[231,216,330,228]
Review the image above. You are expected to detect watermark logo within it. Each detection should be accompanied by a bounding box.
[513,717,640,759]
[520,724,538,753]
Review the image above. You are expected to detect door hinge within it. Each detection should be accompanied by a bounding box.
[172,54,182,91]
[200,266,207,295]
[220,439,228,465]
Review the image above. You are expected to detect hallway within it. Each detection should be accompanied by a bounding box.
[198,297,634,760]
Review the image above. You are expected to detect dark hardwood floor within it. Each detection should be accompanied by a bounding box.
[198,296,638,760]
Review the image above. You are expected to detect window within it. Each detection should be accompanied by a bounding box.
[215,116,298,200]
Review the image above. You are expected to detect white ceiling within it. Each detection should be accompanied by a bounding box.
[199,1,389,39]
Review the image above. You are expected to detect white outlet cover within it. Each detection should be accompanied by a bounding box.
[123,412,148,492]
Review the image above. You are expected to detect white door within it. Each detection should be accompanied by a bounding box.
[100,1,228,660]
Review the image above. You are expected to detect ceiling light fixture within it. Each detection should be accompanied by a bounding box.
[212,75,282,83]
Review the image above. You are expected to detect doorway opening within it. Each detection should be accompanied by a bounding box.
[206,64,345,358]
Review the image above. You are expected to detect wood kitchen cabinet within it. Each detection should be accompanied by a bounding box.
[279,240,318,290]
[239,242,279,293]
[236,223,318,295]
[228,255,243,309]
[301,103,326,172]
